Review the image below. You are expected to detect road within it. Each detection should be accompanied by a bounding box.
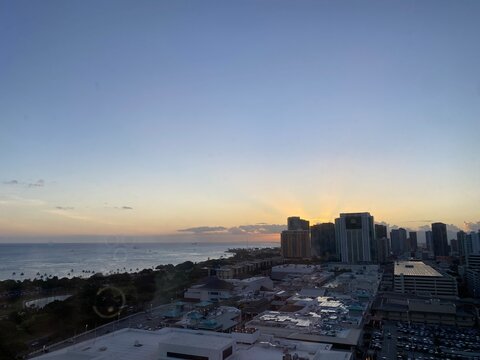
[379,321,398,360]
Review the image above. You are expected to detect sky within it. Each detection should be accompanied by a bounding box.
[1,0,479,241]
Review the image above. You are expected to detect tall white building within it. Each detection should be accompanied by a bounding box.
[335,212,375,263]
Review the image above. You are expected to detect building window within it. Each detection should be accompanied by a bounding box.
[166,352,209,360]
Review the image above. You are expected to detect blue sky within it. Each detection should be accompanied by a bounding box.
[0,0,479,238]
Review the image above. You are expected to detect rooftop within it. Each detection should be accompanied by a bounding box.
[272,264,319,273]
[35,327,352,360]
[158,331,233,350]
[236,339,351,360]
[394,261,442,277]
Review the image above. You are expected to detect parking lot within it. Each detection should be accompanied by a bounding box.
[373,321,480,360]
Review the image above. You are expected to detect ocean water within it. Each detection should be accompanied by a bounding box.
[0,241,278,281]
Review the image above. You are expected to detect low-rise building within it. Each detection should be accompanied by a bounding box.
[393,261,458,298]
[271,264,320,280]
[34,327,352,360]
[176,306,241,332]
[209,257,284,280]
[184,277,235,302]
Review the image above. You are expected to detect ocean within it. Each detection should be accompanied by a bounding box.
[0,241,279,281]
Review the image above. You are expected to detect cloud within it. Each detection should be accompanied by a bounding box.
[228,224,286,235]
[464,221,480,232]
[446,223,462,233]
[2,179,47,188]
[402,219,433,223]
[178,226,228,234]
[3,180,19,185]
[178,224,286,235]
[110,205,134,210]
[45,209,115,225]
[28,179,45,187]
[55,206,74,210]
[0,195,45,206]
[417,225,431,232]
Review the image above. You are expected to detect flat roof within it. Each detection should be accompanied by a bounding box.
[35,328,234,360]
[158,331,232,350]
[394,261,442,277]
[34,327,353,360]
[236,341,351,360]
[36,328,165,360]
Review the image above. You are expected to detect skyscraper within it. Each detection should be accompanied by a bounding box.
[390,228,407,256]
[281,230,311,258]
[311,223,337,260]
[426,230,434,253]
[450,239,459,255]
[431,222,449,257]
[374,224,389,263]
[287,216,310,231]
[467,232,480,254]
[457,231,467,257]
[335,212,375,263]
[408,231,418,252]
[375,224,387,239]
[374,237,390,263]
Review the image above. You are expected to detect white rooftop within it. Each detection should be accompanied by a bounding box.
[36,328,164,360]
[236,340,351,360]
[34,327,352,360]
[159,331,233,350]
[35,328,234,360]
[394,261,442,277]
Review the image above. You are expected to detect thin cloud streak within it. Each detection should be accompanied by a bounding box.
[2,179,46,188]
[3,180,20,185]
[178,224,286,235]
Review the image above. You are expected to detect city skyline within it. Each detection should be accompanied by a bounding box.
[1,0,479,238]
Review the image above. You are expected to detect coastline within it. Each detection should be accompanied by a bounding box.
[0,241,279,281]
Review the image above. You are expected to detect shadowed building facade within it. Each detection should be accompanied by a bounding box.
[408,231,418,253]
[432,222,449,257]
[426,230,434,253]
[374,224,389,263]
[310,222,337,261]
[281,230,311,259]
[391,228,407,256]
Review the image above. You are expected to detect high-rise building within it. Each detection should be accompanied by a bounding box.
[408,231,418,253]
[310,223,337,260]
[375,224,388,239]
[287,216,310,231]
[450,239,459,256]
[374,237,390,263]
[374,224,389,263]
[465,254,480,298]
[391,228,407,256]
[281,230,311,258]
[335,212,375,263]
[466,232,480,254]
[426,231,434,253]
[457,231,467,257]
[431,222,449,257]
